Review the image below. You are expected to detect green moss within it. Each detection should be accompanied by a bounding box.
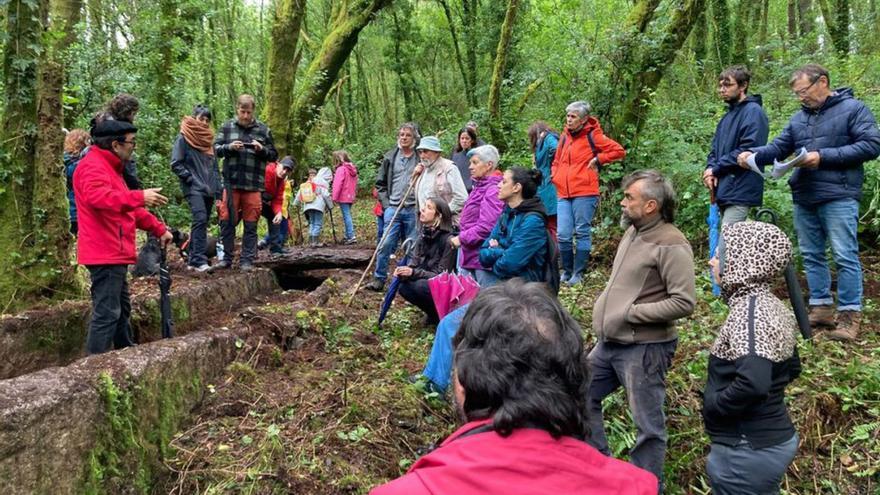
[23,316,86,359]
[81,370,202,494]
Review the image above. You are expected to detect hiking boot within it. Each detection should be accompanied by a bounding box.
[826,311,861,342]
[209,259,232,272]
[188,264,211,273]
[565,273,583,286]
[343,237,357,245]
[808,305,836,329]
[240,262,254,272]
[257,239,268,251]
[366,278,385,292]
[409,375,445,398]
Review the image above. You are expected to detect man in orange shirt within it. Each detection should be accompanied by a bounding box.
[551,101,625,285]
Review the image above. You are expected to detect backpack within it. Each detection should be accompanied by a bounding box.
[523,212,560,295]
[299,181,316,203]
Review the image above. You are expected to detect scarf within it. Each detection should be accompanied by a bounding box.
[180,116,214,156]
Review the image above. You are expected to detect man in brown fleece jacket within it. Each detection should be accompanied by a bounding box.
[588,169,696,490]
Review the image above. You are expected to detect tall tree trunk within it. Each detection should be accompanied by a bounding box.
[31,0,83,304]
[0,0,48,310]
[787,0,797,40]
[264,0,307,157]
[732,0,750,63]
[613,0,708,146]
[485,0,519,152]
[818,0,848,55]
[462,0,478,90]
[437,0,475,107]
[833,0,850,55]
[389,10,416,123]
[288,0,393,166]
[709,0,732,68]
[797,0,817,51]
[691,7,708,65]
[757,0,770,61]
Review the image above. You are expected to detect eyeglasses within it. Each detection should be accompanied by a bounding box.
[793,77,819,97]
[119,139,136,147]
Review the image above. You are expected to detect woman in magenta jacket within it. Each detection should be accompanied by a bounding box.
[448,144,505,287]
[331,150,358,244]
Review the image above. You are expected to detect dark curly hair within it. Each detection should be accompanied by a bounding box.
[452,279,590,439]
[106,93,139,122]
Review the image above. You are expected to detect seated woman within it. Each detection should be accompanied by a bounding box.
[396,197,457,325]
[417,167,548,394]
[703,221,801,495]
[449,145,505,287]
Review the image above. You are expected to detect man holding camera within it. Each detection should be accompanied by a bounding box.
[214,94,278,271]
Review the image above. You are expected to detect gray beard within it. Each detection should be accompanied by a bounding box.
[620,212,633,229]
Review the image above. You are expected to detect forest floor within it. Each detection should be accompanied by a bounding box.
[7,202,877,494]
[147,204,880,495]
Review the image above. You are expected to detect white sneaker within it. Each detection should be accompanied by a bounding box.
[190,264,211,273]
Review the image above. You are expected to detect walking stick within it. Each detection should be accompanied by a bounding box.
[327,205,339,244]
[347,175,419,305]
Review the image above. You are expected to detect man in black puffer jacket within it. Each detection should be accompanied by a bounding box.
[740,64,880,342]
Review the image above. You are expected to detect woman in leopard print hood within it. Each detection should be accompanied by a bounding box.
[703,221,801,495]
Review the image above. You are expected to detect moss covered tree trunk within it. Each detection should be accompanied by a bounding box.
[31,0,84,306]
[288,0,393,164]
[709,0,731,68]
[437,0,475,107]
[264,0,307,157]
[485,0,519,152]
[0,0,76,312]
[612,0,708,147]
[818,0,849,56]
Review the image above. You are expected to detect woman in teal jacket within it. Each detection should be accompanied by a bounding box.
[529,121,559,238]
[479,167,548,283]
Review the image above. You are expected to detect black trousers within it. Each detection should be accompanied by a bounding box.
[398,278,439,324]
[86,265,135,354]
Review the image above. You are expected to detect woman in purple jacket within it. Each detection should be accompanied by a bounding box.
[449,145,505,287]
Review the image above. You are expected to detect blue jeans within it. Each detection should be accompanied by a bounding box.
[374,206,418,281]
[338,203,355,240]
[376,214,385,243]
[422,304,468,392]
[587,340,677,482]
[305,210,324,237]
[557,195,599,252]
[707,434,798,495]
[186,193,214,267]
[458,267,500,287]
[793,199,861,311]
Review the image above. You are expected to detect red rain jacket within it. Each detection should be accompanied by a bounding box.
[370,419,658,495]
[263,162,287,215]
[73,147,166,265]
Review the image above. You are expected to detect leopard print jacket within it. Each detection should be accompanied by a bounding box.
[712,222,798,363]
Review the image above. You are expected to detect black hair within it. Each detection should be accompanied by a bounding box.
[508,166,541,199]
[719,65,751,92]
[192,104,212,121]
[452,279,590,439]
[452,127,478,153]
[425,196,454,232]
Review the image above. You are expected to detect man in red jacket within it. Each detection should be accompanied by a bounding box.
[371,280,657,495]
[552,100,626,285]
[74,119,172,354]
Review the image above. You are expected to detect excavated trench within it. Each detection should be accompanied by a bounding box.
[0,247,372,493]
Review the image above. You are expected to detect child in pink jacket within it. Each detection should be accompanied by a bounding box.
[331,150,358,244]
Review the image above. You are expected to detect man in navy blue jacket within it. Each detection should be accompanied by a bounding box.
[702,65,769,232]
[739,64,880,341]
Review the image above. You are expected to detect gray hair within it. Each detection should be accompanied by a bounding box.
[789,63,830,87]
[398,122,421,141]
[565,101,591,118]
[621,169,677,223]
[469,144,500,167]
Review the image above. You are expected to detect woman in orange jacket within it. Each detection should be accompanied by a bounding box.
[551,100,625,285]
